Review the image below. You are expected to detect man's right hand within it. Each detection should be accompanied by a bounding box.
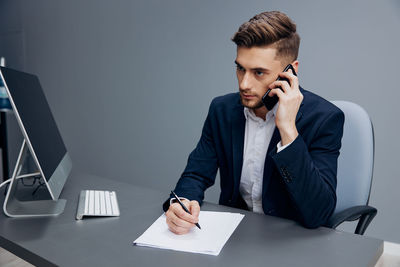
[165,199,200,235]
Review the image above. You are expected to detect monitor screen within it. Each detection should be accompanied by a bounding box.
[0,67,67,182]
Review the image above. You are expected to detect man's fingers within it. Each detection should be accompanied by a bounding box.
[166,217,191,235]
[189,200,200,219]
[278,70,299,90]
[165,199,201,235]
[269,80,290,93]
[180,199,191,207]
[171,203,198,224]
[166,206,196,235]
[268,88,285,98]
[168,225,189,235]
[168,208,196,228]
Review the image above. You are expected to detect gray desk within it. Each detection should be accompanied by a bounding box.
[0,171,383,267]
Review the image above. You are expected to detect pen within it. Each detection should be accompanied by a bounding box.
[171,191,201,229]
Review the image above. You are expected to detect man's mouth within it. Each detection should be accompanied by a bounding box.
[241,93,256,100]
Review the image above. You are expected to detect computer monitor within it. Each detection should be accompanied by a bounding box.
[0,66,72,217]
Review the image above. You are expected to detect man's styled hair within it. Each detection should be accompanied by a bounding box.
[232,11,300,64]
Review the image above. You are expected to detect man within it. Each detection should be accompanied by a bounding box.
[163,11,344,234]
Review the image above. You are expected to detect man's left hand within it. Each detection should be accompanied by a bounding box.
[268,69,303,146]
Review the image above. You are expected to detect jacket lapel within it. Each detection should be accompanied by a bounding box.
[262,127,281,201]
[231,101,245,200]
[296,105,303,123]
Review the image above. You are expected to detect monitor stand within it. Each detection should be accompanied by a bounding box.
[3,140,66,217]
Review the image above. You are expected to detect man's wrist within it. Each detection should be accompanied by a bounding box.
[278,124,298,146]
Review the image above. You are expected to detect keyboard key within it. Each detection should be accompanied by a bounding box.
[89,190,94,215]
[94,191,100,215]
[84,190,89,214]
[105,191,112,215]
[110,192,120,216]
[99,191,106,215]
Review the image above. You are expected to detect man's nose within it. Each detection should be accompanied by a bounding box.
[240,73,252,90]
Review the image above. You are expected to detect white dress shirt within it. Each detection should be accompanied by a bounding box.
[239,104,291,213]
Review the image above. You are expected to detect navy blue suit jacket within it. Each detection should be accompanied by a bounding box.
[164,88,344,228]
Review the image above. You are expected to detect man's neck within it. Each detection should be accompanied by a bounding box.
[252,106,268,121]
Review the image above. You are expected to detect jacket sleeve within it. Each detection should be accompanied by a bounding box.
[163,101,218,212]
[270,110,344,228]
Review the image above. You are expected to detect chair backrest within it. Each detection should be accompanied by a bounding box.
[330,101,374,214]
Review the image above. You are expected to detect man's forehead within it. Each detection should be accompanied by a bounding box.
[235,46,282,69]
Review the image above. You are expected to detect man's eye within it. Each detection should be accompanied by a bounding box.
[255,71,264,77]
[236,65,244,72]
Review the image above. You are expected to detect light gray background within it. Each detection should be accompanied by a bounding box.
[0,0,399,243]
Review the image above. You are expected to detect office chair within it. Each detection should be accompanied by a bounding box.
[324,101,377,235]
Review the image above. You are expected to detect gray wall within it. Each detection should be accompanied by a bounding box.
[0,0,26,177]
[1,0,399,242]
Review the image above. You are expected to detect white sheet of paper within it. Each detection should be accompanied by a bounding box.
[133,211,245,256]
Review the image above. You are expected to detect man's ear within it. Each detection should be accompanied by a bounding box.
[291,60,299,74]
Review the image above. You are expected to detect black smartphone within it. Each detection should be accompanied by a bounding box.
[262,64,297,110]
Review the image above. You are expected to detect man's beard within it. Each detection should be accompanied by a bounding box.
[240,97,264,110]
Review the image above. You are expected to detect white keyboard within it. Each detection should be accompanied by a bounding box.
[76,190,120,220]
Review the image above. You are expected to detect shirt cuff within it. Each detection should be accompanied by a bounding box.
[277,140,293,153]
[169,197,189,205]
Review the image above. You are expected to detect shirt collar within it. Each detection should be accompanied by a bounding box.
[243,103,278,121]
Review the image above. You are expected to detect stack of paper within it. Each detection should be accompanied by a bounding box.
[133,211,244,256]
